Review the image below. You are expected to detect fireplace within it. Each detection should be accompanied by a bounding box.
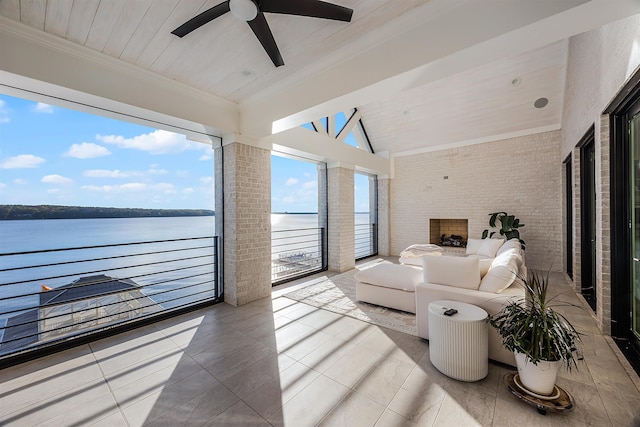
[430,219,468,247]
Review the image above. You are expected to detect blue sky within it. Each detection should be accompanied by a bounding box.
[0,94,370,213]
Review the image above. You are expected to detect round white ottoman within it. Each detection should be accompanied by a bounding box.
[428,300,489,381]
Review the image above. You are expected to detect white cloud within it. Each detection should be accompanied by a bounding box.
[0,99,9,123]
[1,154,45,169]
[47,188,61,194]
[199,153,213,161]
[120,183,147,191]
[42,174,73,184]
[155,183,176,194]
[97,129,206,155]
[65,142,111,159]
[34,102,54,113]
[0,183,6,188]
[81,182,175,194]
[147,168,168,175]
[14,179,28,185]
[84,169,136,178]
[200,176,214,184]
[183,188,195,194]
[285,178,298,186]
[280,180,318,206]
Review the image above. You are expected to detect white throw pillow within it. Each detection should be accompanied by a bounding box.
[479,258,493,277]
[495,248,524,268]
[479,258,518,293]
[466,238,483,255]
[477,238,505,258]
[496,238,522,256]
[422,256,481,290]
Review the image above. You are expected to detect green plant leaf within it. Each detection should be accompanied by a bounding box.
[487,270,582,370]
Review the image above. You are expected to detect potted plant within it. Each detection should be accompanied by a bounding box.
[488,270,582,396]
[482,211,525,249]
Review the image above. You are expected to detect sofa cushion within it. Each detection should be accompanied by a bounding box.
[496,248,524,268]
[400,256,430,266]
[477,238,505,257]
[479,258,493,277]
[465,238,483,255]
[354,263,422,292]
[479,253,519,293]
[496,238,522,256]
[422,255,481,290]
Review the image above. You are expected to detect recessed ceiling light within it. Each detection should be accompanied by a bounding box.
[534,97,549,108]
[241,69,255,77]
[511,77,521,86]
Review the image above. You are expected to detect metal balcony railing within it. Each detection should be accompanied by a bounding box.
[272,227,326,285]
[355,222,377,260]
[0,236,219,360]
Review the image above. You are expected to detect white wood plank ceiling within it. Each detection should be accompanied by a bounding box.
[0,0,636,154]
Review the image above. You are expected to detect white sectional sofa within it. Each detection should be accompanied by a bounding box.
[354,238,526,366]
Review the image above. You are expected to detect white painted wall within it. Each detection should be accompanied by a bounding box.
[561,14,640,157]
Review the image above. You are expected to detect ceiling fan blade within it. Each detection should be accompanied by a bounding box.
[260,0,353,22]
[247,12,284,67]
[172,1,231,37]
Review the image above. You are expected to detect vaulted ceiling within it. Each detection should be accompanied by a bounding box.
[1,0,639,165]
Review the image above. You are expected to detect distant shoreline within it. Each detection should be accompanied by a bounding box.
[0,205,214,220]
[1,206,370,220]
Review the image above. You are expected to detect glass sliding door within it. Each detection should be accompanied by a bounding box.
[607,69,640,375]
[630,113,640,343]
[354,172,378,260]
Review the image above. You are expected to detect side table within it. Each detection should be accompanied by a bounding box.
[428,300,489,381]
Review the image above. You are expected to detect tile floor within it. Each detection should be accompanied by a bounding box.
[0,267,639,426]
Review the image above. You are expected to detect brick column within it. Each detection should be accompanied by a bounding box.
[572,146,581,294]
[597,115,612,334]
[377,177,390,256]
[327,165,355,272]
[222,141,271,306]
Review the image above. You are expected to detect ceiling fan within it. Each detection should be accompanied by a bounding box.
[171,0,353,67]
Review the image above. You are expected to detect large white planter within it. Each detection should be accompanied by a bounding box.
[515,352,560,396]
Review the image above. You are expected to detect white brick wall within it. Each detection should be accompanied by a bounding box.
[327,166,355,272]
[390,131,562,271]
[377,178,390,256]
[223,142,271,306]
[572,146,582,294]
[598,115,611,334]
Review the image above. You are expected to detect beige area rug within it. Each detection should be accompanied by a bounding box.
[283,259,417,335]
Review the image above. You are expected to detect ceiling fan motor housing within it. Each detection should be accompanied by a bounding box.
[229,0,258,22]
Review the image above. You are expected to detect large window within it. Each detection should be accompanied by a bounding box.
[354,172,377,260]
[271,155,325,283]
[0,93,219,363]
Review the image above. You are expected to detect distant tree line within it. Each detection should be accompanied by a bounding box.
[0,205,214,220]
